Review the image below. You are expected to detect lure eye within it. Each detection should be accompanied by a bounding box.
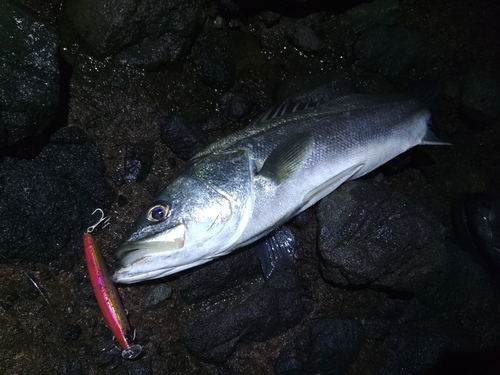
[146,203,170,222]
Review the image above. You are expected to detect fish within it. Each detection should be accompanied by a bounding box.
[112,88,449,284]
[83,232,142,359]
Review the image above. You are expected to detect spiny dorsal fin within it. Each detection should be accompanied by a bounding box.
[253,98,324,124]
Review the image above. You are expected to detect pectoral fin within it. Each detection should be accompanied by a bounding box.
[255,226,295,280]
[259,132,313,184]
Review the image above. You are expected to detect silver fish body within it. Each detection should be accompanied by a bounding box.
[113,92,446,283]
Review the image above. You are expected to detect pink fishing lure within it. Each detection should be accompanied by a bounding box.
[83,232,142,359]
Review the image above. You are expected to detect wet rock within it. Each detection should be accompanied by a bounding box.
[61,0,203,68]
[123,357,153,375]
[158,113,209,161]
[342,0,399,34]
[286,25,322,54]
[275,318,365,375]
[0,1,60,147]
[217,92,254,122]
[452,193,500,273]
[141,284,173,311]
[259,11,281,27]
[317,179,500,372]
[354,26,423,80]
[317,180,447,294]
[192,49,235,89]
[0,286,19,311]
[183,267,304,363]
[218,0,366,17]
[124,142,155,183]
[460,70,500,123]
[175,248,261,303]
[115,33,189,70]
[59,323,82,342]
[58,358,84,375]
[200,116,226,132]
[274,73,389,103]
[274,74,353,104]
[376,332,454,375]
[0,127,114,268]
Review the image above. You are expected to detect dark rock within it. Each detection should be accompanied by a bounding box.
[378,332,454,375]
[273,73,390,104]
[124,142,155,183]
[115,33,189,71]
[259,11,281,27]
[124,356,153,375]
[59,323,82,342]
[286,25,322,54]
[342,0,399,34]
[118,195,129,207]
[175,248,261,303]
[58,358,84,375]
[217,92,254,122]
[0,286,19,311]
[141,284,173,311]
[61,0,203,68]
[317,180,447,294]
[0,127,114,268]
[316,179,500,372]
[354,26,423,80]
[0,1,60,147]
[453,193,500,273]
[460,70,500,123]
[274,74,354,103]
[192,49,236,90]
[227,18,242,29]
[183,267,304,363]
[200,116,227,132]
[158,113,209,161]
[275,318,365,375]
[217,0,367,18]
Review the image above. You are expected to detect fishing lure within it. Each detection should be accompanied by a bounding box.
[84,209,142,359]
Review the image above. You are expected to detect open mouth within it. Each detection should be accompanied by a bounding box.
[115,223,186,261]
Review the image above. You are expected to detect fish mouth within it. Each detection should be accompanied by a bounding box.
[112,224,186,284]
[115,223,186,260]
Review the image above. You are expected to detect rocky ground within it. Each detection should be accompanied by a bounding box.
[1,0,500,374]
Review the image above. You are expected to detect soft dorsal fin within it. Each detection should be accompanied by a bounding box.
[259,132,313,184]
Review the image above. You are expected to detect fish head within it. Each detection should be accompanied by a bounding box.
[112,167,253,283]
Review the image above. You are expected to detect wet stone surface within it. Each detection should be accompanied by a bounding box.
[1,0,500,374]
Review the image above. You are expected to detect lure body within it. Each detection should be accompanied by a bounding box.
[83,232,142,359]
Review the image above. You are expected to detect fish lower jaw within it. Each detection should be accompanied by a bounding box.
[112,254,221,283]
[112,266,173,284]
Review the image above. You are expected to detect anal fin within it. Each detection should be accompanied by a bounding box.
[420,128,452,146]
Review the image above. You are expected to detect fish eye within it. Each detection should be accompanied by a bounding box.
[146,203,170,222]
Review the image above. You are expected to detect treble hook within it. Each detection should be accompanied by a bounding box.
[87,208,111,233]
